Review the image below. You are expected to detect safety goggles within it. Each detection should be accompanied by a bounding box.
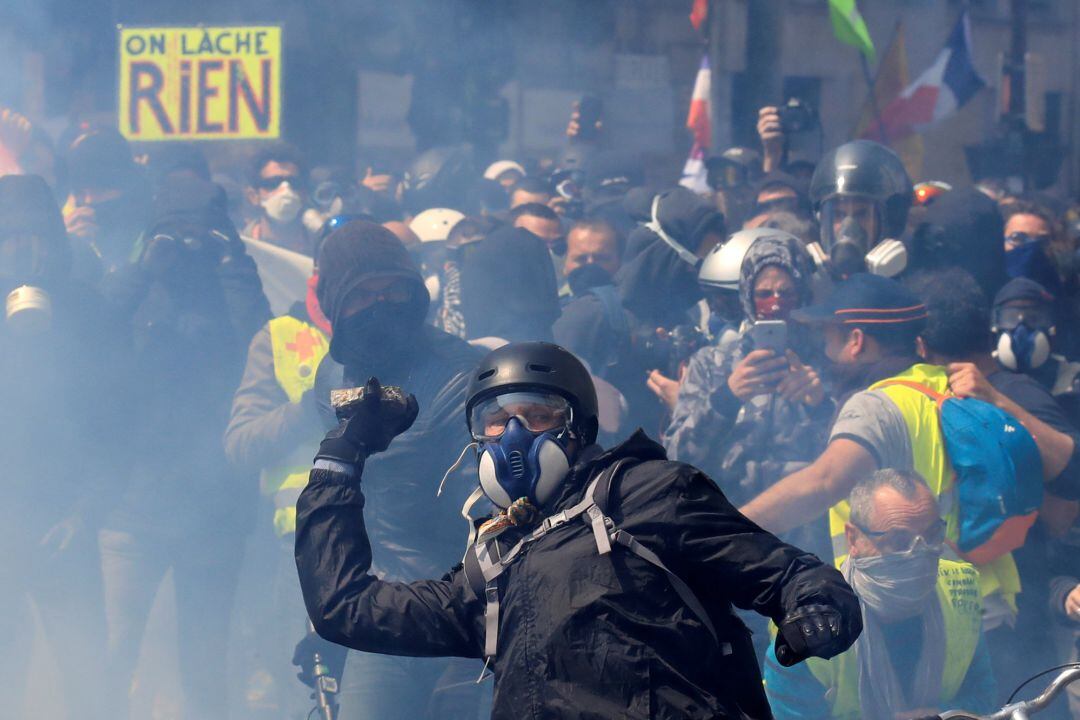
[149,228,230,254]
[469,392,571,441]
[852,517,946,555]
[1005,231,1052,249]
[993,304,1055,332]
[312,180,360,209]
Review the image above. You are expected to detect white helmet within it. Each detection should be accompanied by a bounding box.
[698,228,775,290]
[409,208,466,243]
[483,160,526,182]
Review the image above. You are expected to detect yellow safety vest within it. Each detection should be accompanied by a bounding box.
[828,364,1021,610]
[805,560,983,720]
[263,315,329,537]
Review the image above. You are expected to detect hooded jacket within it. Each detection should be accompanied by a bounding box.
[296,430,860,720]
[909,188,1006,300]
[458,226,561,343]
[0,175,126,549]
[616,188,723,328]
[664,236,833,550]
[104,175,271,540]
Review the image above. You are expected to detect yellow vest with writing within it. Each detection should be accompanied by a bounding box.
[264,316,329,537]
[805,560,983,720]
[828,364,1020,610]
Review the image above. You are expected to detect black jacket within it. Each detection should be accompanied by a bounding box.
[296,430,858,719]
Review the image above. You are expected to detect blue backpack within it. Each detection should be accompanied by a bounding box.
[880,380,1043,564]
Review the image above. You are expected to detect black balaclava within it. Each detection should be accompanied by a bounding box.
[910,187,1007,300]
[458,226,561,342]
[316,221,429,373]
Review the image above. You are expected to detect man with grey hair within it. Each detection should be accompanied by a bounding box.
[764,468,996,720]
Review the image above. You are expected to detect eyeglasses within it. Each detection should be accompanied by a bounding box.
[852,517,946,555]
[1005,231,1052,248]
[469,392,572,441]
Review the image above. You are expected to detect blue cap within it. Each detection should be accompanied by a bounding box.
[792,273,927,328]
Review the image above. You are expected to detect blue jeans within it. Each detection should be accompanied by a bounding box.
[99,526,243,720]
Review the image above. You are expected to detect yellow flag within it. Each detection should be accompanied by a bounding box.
[855,23,923,179]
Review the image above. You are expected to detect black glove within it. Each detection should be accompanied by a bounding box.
[774,603,861,667]
[292,630,349,688]
[315,377,419,465]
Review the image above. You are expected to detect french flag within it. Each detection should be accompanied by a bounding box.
[680,54,712,193]
[861,11,985,143]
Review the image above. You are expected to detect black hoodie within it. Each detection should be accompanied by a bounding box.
[458,226,561,342]
[909,187,1006,300]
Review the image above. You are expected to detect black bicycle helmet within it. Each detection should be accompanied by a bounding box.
[466,342,599,445]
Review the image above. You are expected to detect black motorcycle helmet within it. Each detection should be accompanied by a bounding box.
[809,140,913,248]
[466,342,599,446]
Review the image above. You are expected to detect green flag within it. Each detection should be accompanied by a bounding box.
[829,0,876,63]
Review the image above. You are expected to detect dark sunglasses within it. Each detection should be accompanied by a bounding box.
[255,174,305,191]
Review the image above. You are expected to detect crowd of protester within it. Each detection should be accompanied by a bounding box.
[5,92,1080,720]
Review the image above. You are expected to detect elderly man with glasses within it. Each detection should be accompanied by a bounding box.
[764,468,997,720]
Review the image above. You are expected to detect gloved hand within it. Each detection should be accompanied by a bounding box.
[774,603,861,667]
[292,630,349,688]
[315,377,419,465]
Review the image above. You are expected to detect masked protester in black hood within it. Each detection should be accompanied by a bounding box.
[295,340,862,720]
[908,186,1007,300]
[98,174,271,720]
[0,174,124,718]
[456,226,561,344]
[301,220,486,720]
[556,187,724,432]
[60,126,151,281]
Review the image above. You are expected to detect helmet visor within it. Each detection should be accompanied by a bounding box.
[470,392,571,441]
[819,195,881,253]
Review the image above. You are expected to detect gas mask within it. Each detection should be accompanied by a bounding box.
[0,233,55,334]
[996,323,1052,372]
[813,199,907,279]
[470,392,575,508]
[5,285,52,334]
[993,302,1055,373]
[261,181,302,224]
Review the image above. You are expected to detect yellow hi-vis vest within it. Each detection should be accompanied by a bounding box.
[805,560,983,720]
[828,364,1021,610]
[263,315,329,537]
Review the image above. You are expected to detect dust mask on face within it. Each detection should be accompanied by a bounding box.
[262,181,302,224]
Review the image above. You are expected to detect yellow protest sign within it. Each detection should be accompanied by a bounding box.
[118,25,282,142]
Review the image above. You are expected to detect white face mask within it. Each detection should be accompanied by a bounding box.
[261,181,302,224]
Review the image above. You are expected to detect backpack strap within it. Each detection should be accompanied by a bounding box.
[462,457,725,671]
[874,379,950,408]
[584,459,721,645]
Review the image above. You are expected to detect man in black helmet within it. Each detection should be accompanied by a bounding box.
[295,340,863,719]
[807,140,913,281]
